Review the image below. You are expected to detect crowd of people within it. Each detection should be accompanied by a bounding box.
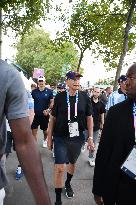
[0,58,136,205]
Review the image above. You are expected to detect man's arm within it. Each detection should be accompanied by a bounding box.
[100,113,104,130]
[49,99,54,109]
[47,114,56,150]
[9,117,51,205]
[86,116,94,151]
[43,99,54,116]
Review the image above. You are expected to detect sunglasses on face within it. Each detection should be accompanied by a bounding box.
[38,80,44,82]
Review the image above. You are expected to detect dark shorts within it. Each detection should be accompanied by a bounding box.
[54,134,85,164]
[31,114,49,131]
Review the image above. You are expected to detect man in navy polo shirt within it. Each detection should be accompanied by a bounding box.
[31,76,53,147]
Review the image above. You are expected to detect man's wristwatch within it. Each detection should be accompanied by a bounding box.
[88,136,93,140]
[48,108,51,112]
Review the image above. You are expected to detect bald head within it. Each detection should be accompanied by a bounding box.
[126,63,136,100]
[127,63,136,76]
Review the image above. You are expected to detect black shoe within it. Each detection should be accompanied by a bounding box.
[65,184,74,198]
[55,202,62,205]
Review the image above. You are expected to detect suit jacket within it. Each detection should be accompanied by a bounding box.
[92,98,136,203]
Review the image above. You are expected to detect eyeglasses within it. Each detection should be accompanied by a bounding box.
[68,78,80,81]
[126,76,136,81]
[38,80,44,82]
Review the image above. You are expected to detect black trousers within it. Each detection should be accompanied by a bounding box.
[103,175,136,205]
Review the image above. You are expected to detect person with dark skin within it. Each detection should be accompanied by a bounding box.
[0,59,51,205]
[92,63,136,205]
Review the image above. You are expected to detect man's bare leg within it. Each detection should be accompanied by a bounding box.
[32,128,38,141]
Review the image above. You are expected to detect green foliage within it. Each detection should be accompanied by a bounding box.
[58,0,136,71]
[15,28,79,84]
[96,78,114,85]
[95,0,136,70]
[63,0,104,70]
[0,0,49,34]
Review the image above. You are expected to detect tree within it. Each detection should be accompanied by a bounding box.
[91,0,136,89]
[114,0,136,90]
[95,78,114,86]
[60,0,104,72]
[0,0,49,58]
[57,0,136,84]
[15,28,79,84]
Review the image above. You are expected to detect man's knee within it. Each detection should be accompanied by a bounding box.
[55,164,65,175]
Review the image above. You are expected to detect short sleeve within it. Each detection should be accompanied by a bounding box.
[100,102,106,114]
[4,69,28,120]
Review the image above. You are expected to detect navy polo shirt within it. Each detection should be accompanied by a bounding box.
[32,87,53,115]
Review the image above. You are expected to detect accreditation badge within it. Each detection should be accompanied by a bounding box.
[68,122,79,138]
[121,145,136,180]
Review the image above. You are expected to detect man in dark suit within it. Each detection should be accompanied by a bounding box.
[92,63,136,205]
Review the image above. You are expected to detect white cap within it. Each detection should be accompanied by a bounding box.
[38,76,45,82]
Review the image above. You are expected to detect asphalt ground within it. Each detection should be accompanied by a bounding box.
[4,130,96,205]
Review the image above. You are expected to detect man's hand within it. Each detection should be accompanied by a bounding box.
[94,195,104,205]
[87,137,95,151]
[43,109,50,116]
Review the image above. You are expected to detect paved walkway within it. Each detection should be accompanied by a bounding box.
[4,131,96,205]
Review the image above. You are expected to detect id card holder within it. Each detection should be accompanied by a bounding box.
[121,145,136,180]
[68,122,79,138]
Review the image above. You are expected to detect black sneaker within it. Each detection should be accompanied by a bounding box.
[65,184,74,198]
[55,202,62,205]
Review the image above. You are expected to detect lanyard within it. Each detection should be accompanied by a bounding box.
[66,90,78,121]
[133,102,136,143]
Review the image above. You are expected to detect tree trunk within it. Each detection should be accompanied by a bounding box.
[114,0,136,91]
[77,50,84,72]
[0,9,2,59]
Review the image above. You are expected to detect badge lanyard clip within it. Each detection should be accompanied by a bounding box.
[133,102,136,143]
[66,90,78,121]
